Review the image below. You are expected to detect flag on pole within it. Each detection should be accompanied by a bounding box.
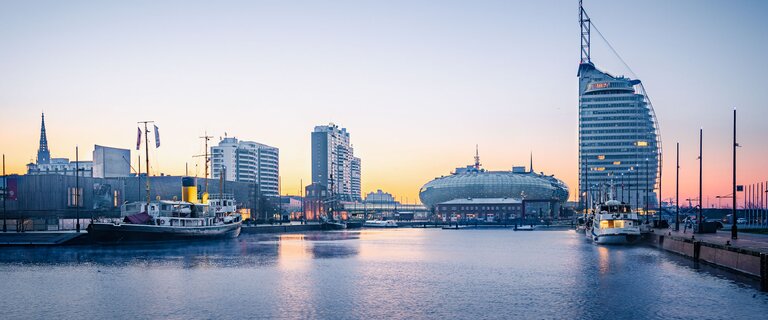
[136,127,142,150]
[154,125,161,148]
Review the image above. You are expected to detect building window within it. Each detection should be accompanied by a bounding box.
[113,190,120,207]
[68,187,83,207]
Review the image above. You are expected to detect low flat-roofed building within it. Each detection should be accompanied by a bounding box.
[435,198,522,222]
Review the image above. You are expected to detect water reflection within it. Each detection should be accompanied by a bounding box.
[0,230,767,320]
[0,231,365,268]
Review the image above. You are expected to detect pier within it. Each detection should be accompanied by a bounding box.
[646,229,768,290]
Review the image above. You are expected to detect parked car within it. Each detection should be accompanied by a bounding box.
[705,219,724,229]
[737,218,747,224]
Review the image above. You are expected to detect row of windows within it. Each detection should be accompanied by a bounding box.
[580,103,641,110]
[581,141,657,147]
[582,147,659,153]
[583,89,635,95]
[581,135,653,141]
[582,109,648,116]
[581,122,654,128]
[581,116,651,122]
[579,154,657,160]
[580,96,642,102]
[439,205,521,211]
[580,128,651,135]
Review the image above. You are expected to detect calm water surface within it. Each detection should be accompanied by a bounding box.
[1,229,767,320]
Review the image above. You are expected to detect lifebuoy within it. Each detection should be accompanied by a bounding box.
[159,219,165,225]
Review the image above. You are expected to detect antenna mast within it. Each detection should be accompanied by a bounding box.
[579,0,591,64]
[474,145,481,170]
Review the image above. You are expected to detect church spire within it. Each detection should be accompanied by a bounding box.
[37,113,51,164]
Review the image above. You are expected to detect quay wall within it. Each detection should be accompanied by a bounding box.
[645,232,768,290]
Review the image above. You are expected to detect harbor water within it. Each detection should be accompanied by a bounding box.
[1,229,767,319]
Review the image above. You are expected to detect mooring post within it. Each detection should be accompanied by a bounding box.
[693,241,702,262]
[761,253,768,292]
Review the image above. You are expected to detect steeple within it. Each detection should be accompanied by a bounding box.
[37,113,51,164]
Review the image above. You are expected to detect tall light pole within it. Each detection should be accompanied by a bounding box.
[620,172,625,203]
[732,108,738,239]
[698,128,704,234]
[2,154,6,233]
[76,146,80,233]
[675,142,680,231]
[645,157,650,223]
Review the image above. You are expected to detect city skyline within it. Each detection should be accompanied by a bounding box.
[1,1,768,205]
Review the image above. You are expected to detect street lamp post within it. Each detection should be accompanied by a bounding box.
[698,128,704,234]
[620,173,625,203]
[675,142,680,231]
[76,146,80,233]
[635,162,640,218]
[645,158,650,224]
[731,108,738,240]
[2,154,6,233]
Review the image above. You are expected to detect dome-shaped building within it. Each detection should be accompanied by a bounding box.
[419,168,569,208]
[418,149,569,222]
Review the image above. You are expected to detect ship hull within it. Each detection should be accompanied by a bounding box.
[589,230,641,245]
[87,221,242,243]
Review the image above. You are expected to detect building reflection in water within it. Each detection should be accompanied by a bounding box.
[357,229,424,262]
[597,246,610,274]
[277,234,311,271]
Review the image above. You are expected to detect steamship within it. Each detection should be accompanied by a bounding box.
[87,177,242,243]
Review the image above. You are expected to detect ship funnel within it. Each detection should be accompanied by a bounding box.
[182,177,199,203]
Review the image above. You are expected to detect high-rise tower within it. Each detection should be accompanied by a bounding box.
[210,137,280,196]
[311,123,361,202]
[577,2,660,210]
[37,113,51,164]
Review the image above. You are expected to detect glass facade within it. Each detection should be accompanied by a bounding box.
[578,63,659,209]
[418,169,569,208]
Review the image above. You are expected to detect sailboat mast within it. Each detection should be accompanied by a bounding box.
[138,121,154,205]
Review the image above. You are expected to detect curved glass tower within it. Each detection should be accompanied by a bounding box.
[578,63,659,210]
[577,2,660,211]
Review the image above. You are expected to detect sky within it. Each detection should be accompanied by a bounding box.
[1,0,767,206]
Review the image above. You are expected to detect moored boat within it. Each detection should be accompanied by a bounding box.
[87,129,242,243]
[363,220,398,228]
[88,179,242,243]
[585,199,641,245]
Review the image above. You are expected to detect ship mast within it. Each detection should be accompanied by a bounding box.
[138,121,154,205]
[200,134,212,195]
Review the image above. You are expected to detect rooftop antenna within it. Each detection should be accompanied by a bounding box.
[474,145,481,170]
[579,0,591,64]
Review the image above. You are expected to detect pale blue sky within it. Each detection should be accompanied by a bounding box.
[1,0,767,202]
